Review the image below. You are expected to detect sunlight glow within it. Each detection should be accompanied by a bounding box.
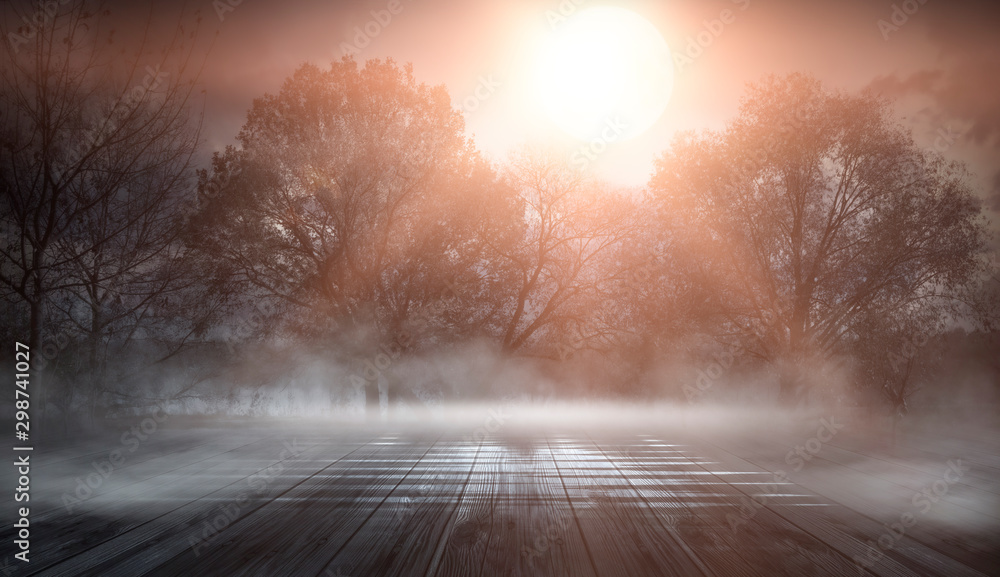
[533,7,674,142]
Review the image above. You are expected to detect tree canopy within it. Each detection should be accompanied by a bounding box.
[2,23,993,417]
[650,73,990,403]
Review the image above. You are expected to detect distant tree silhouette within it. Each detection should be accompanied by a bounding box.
[0,1,208,421]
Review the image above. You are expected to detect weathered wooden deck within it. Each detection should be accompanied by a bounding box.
[3,413,998,576]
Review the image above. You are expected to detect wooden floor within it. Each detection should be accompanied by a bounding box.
[3,414,998,576]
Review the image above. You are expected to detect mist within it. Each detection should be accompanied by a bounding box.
[3,0,1000,574]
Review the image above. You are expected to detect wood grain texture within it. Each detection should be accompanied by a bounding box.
[6,420,996,577]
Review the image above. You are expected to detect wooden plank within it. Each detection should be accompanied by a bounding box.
[26,435,366,576]
[26,428,228,516]
[433,433,597,577]
[588,435,758,577]
[719,431,1000,576]
[33,431,274,516]
[135,434,439,576]
[131,435,383,576]
[691,432,988,577]
[8,422,997,577]
[319,434,476,577]
[226,433,448,577]
[477,434,594,577]
[546,434,708,577]
[20,434,280,571]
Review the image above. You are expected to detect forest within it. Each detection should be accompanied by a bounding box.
[2,4,998,427]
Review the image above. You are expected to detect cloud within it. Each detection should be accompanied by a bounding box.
[864,1,1000,217]
[869,59,1000,150]
[868,0,1000,145]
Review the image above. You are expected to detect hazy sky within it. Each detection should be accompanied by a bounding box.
[76,0,1000,215]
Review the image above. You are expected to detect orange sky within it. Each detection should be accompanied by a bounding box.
[11,0,999,212]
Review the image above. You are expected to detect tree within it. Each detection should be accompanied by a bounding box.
[487,147,641,361]
[650,74,990,403]
[852,307,936,416]
[0,1,207,419]
[190,58,500,412]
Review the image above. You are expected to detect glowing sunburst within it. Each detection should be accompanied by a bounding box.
[532,7,674,142]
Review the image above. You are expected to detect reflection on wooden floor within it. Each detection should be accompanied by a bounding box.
[5,420,998,576]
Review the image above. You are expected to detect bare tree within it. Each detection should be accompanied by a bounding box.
[0,0,207,419]
[488,147,641,360]
[650,74,990,404]
[190,58,498,412]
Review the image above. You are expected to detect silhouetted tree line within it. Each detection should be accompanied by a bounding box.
[1,4,996,422]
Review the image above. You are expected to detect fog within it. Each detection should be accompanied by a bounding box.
[3,1,999,572]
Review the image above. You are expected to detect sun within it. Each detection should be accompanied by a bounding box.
[532,7,674,142]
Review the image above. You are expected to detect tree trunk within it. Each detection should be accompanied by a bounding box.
[777,361,800,406]
[28,290,45,436]
[364,378,380,420]
[87,296,104,426]
[385,371,398,419]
